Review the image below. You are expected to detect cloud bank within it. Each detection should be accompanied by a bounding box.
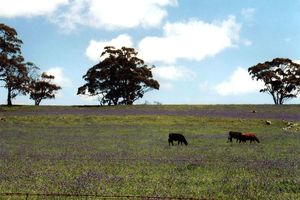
[0,0,68,18]
[86,15,242,65]
[46,67,72,87]
[0,0,177,30]
[52,0,177,30]
[152,66,195,81]
[138,16,241,63]
[215,67,264,96]
[86,34,133,62]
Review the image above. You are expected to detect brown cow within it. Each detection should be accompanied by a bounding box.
[238,133,260,143]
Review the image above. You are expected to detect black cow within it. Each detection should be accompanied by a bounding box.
[168,133,188,146]
[227,131,242,142]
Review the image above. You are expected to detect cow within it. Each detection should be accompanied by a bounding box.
[227,131,242,142]
[168,133,188,146]
[238,133,260,143]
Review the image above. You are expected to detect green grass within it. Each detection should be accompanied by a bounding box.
[1,103,300,114]
[0,105,299,199]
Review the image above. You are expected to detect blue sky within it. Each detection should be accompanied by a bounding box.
[0,0,300,105]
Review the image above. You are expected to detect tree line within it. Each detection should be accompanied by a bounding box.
[1,23,300,106]
[0,23,61,106]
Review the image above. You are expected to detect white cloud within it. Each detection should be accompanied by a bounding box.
[46,67,72,87]
[0,0,68,18]
[85,34,133,62]
[294,60,300,64]
[160,82,174,90]
[0,0,177,30]
[52,0,177,30]
[78,93,100,102]
[138,16,241,64]
[215,67,264,96]
[152,66,195,81]
[241,8,256,21]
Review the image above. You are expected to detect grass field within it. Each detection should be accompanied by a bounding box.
[0,105,299,199]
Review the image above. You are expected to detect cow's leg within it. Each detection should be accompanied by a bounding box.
[227,136,232,142]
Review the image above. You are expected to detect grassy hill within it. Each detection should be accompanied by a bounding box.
[0,105,299,199]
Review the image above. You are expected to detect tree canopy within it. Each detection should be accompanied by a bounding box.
[78,46,159,105]
[29,70,62,106]
[248,58,300,104]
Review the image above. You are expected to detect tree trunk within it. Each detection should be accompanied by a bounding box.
[271,93,278,105]
[112,98,118,105]
[126,95,133,105]
[7,87,12,106]
[35,99,41,106]
[279,94,284,105]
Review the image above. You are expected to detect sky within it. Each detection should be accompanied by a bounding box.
[0,0,300,105]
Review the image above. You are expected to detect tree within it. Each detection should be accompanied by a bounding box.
[29,72,62,106]
[78,46,159,105]
[248,58,300,104]
[0,23,29,106]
